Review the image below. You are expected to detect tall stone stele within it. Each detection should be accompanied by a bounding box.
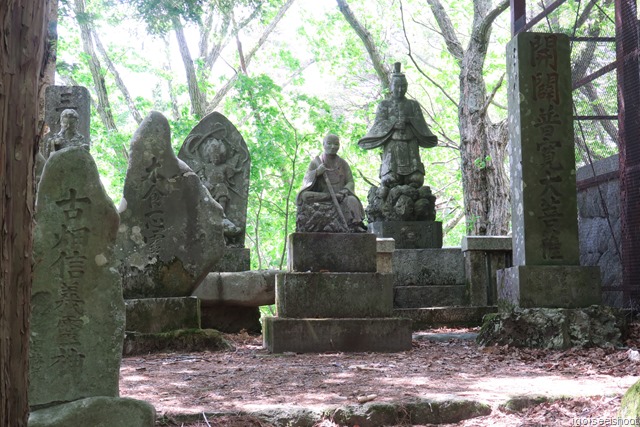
[29,147,154,426]
[116,111,225,298]
[359,62,442,249]
[498,32,601,308]
[178,111,251,272]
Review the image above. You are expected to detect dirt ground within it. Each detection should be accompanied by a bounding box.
[120,324,640,426]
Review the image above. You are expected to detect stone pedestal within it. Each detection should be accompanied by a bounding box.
[498,265,601,308]
[125,297,201,333]
[368,221,442,249]
[264,233,412,353]
[376,238,395,273]
[461,236,512,306]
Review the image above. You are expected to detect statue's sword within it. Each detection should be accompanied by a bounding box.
[322,171,350,230]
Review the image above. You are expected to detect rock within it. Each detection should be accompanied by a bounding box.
[30,147,124,407]
[620,379,640,420]
[477,306,629,349]
[116,111,225,298]
[28,396,155,427]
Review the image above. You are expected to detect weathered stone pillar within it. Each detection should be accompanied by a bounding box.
[499,32,601,308]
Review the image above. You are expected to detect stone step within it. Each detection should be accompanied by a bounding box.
[393,248,464,287]
[394,285,467,308]
[276,272,393,318]
[191,270,278,307]
[125,297,201,333]
[263,317,412,353]
[394,307,498,329]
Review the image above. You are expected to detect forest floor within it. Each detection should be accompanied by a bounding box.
[120,323,640,426]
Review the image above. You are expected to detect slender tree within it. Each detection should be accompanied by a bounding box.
[0,0,48,425]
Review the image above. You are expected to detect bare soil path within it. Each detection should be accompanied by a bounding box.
[120,325,640,426]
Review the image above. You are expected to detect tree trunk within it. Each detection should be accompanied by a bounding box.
[173,16,207,119]
[0,1,47,425]
[93,30,143,124]
[428,0,510,235]
[73,0,117,131]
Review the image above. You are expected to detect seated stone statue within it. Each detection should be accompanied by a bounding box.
[296,134,366,233]
[45,109,89,158]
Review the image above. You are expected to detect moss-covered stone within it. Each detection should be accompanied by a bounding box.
[477,306,629,349]
[620,379,640,419]
[500,396,549,412]
[123,328,232,355]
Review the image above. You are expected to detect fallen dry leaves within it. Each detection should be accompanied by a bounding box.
[120,324,640,426]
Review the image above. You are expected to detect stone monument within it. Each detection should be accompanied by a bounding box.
[178,111,257,332]
[498,32,601,308]
[29,146,154,425]
[43,86,91,157]
[296,133,366,233]
[43,109,90,158]
[359,62,441,249]
[263,134,412,353]
[116,111,225,299]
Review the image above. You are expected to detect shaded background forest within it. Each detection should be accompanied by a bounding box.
[52,0,516,269]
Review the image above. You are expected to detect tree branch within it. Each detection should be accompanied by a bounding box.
[475,0,509,47]
[336,0,391,92]
[424,0,464,64]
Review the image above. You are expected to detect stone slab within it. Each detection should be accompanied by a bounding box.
[30,147,123,407]
[276,272,393,318]
[44,86,91,149]
[461,236,512,252]
[376,238,395,253]
[369,221,442,249]
[393,248,465,286]
[125,297,200,333]
[211,247,251,272]
[29,396,155,427]
[178,111,251,247]
[123,328,232,355]
[508,33,579,266]
[262,317,412,353]
[395,307,498,329]
[394,285,467,308]
[192,270,277,307]
[200,305,262,333]
[116,111,225,298]
[497,265,602,308]
[287,232,377,272]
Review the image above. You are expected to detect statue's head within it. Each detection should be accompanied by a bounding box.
[60,109,79,131]
[390,62,408,100]
[205,139,227,164]
[323,133,340,155]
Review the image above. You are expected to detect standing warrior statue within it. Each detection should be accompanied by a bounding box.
[358,62,437,194]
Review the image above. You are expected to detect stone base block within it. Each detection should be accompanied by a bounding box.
[287,232,377,272]
[461,236,512,251]
[125,297,200,333]
[394,285,467,308]
[369,221,443,249]
[262,317,412,353]
[477,306,630,349]
[498,265,602,308]
[211,247,251,272]
[123,328,231,356]
[395,307,498,329]
[276,273,393,318]
[29,396,155,427]
[192,270,277,307]
[376,238,395,273]
[394,248,465,287]
[200,304,261,333]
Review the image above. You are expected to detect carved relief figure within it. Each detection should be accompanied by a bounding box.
[296,134,366,233]
[358,63,437,194]
[179,118,249,246]
[45,109,89,158]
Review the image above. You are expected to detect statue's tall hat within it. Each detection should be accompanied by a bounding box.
[391,62,407,82]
